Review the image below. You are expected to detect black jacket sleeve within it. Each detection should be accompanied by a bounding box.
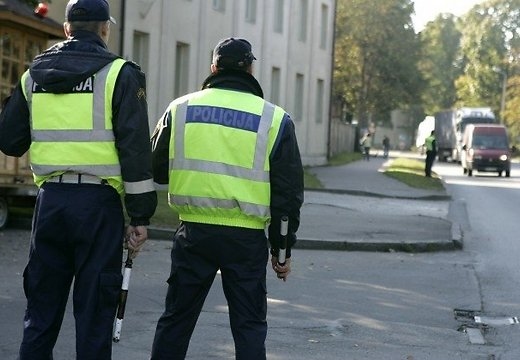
[151,110,172,184]
[112,62,157,226]
[0,84,31,156]
[268,114,304,258]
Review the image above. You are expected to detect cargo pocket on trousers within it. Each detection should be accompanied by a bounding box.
[98,272,123,318]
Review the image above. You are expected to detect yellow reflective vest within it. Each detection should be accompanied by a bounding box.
[425,135,436,152]
[167,88,285,229]
[21,59,126,194]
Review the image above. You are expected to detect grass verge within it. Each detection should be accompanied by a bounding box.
[150,190,179,229]
[304,169,322,188]
[383,157,444,191]
[328,152,363,166]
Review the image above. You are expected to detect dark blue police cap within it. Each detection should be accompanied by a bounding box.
[212,38,257,71]
[66,0,116,24]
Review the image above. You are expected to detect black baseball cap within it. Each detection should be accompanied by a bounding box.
[66,0,116,24]
[212,38,257,70]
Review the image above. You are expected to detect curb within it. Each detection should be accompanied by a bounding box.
[149,227,175,240]
[289,237,459,253]
[451,222,464,250]
[8,217,463,255]
[304,187,451,201]
[148,228,463,253]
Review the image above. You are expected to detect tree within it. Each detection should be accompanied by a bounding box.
[333,0,422,128]
[504,75,520,143]
[457,0,520,118]
[414,0,520,143]
[486,0,520,144]
[418,14,462,113]
[456,2,507,109]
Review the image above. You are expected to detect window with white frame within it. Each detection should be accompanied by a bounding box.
[270,67,281,104]
[320,4,328,49]
[294,73,304,121]
[213,0,225,12]
[273,0,284,33]
[174,42,190,98]
[298,0,308,42]
[132,31,149,76]
[245,0,257,23]
[315,79,324,123]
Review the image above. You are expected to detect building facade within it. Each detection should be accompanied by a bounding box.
[42,0,336,165]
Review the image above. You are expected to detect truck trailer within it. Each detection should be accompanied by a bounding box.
[433,111,457,162]
[433,107,496,162]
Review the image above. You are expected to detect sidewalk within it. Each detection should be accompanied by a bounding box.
[150,151,462,252]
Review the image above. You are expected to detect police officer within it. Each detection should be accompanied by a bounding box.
[0,0,157,358]
[150,37,304,360]
[424,130,437,177]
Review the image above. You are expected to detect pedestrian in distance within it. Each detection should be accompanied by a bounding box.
[382,135,390,158]
[360,131,373,161]
[0,0,157,358]
[149,37,304,360]
[424,130,437,177]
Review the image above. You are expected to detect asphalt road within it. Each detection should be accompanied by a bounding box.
[3,153,519,359]
[432,159,520,359]
[0,230,502,360]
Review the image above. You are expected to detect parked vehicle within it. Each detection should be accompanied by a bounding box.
[461,124,514,177]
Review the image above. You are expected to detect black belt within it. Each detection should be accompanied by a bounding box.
[47,174,107,185]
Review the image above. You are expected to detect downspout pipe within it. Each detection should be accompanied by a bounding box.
[119,0,126,56]
[327,0,338,159]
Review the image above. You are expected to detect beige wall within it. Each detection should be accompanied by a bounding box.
[45,0,335,166]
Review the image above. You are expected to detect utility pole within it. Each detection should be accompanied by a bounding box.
[499,72,507,125]
[493,67,507,125]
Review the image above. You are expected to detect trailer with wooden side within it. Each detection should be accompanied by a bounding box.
[0,0,63,228]
[0,153,37,228]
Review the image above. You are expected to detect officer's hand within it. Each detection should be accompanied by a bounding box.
[271,256,291,282]
[125,225,148,259]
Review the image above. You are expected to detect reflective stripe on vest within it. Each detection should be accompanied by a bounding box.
[167,89,283,229]
[22,59,126,192]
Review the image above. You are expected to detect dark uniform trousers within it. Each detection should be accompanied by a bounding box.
[151,222,269,360]
[425,150,436,177]
[19,182,124,360]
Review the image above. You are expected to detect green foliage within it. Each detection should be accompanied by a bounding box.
[415,0,520,143]
[334,0,422,128]
[327,151,363,166]
[456,3,507,109]
[304,169,323,189]
[418,14,462,113]
[504,75,520,145]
